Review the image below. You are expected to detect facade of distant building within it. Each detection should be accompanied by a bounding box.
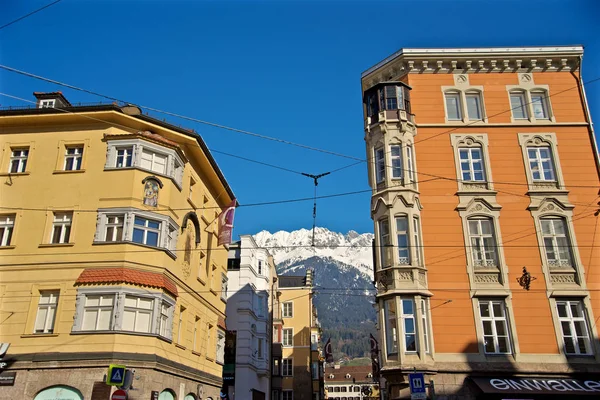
[361,46,600,399]
[278,270,324,400]
[0,92,235,400]
[225,235,277,400]
[324,365,379,400]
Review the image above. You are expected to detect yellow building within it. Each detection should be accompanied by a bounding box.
[0,92,235,400]
[276,270,323,400]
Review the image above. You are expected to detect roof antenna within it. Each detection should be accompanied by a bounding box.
[301,172,330,246]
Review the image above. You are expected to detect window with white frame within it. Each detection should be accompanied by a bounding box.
[459,148,486,182]
[510,91,529,120]
[406,144,415,182]
[541,218,573,268]
[39,99,55,108]
[9,148,29,173]
[478,299,511,354]
[221,274,228,299]
[527,147,556,181]
[379,219,390,268]
[82,294,114,331]
[64,146,83,171]
[159,302,172,337]
[465,91,483,120]
[282,302,293,318]
[413,217,422,267]
[115,147,133,168]
[141,149,167,174]
[0,215,15,246]
[401,299,417,353]
[531,91,550,119]
[468,218,498,267]
[421,299,430,354]
[556,300,592,355]
[217,329,226,363]
[104,215,124,242]
[375,147,385,183]
[384,299,397,355]
[283,328,293,347]
[35,291,59,333]
[390,145,402,179]
[51,212,72,244]
[396,216,410,265]
[133,216,161,247]
[445,92,462,120]
[123,296,154,333]
[282,358,293,376]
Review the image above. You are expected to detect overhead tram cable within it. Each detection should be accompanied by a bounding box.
[0,0,62,32]
[301,172,331,246]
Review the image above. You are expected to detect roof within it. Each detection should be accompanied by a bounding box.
[75,267,178,297]
[33,91,72,106]
[278,275,307,288]
[218,316,227,330]
[324,365,374,383]
[0,103,235,201]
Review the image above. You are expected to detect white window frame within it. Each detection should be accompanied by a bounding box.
[216,329,225,363]
[395,216,410,265]
[478,299,512,354]
[133,216,161,247]
[375,147,385,183]
[531,91,550,119]
[159,302,172,338]
[141,148,168,175]
[527,146,556,182]
[282,359,293,377]
[459,147,486,182]
[421,299,430,354]
[0,214,15,246]
[401,298,417,353]
[517,133,565,192]
[122,295,154,333]
[413,217,422,267]
[221,274,228,300]
[63,146,84,171]
[9,148,29,173]
[51,212,72,244]
[465,91,483,120]
[444,91,462,121]
[510,91,529,120]
[451,134,494,192]
[81,294,115,331]
[406,144,415,183]
[282,302,293,318]
[468,218,498,268]
[384,299,397,356]
[555,299,592,355]
[39,99,55,108]
[378,218,391,269]
[507,81,555,123]
[390,145,402,179]
[35,291,59,334]
[104,214,124,242]
[541,217,573,268]
[115,146,134,168]
[283,328,293,347]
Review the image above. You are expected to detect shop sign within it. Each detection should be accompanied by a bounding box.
[472,377,600,396]
[0,371,16,386]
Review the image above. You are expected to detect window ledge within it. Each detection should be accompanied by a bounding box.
[21,333,59,338]
[53,169,86,174]
[206,356,215,362]
[0,245,16,250]
[175,343,186,350]
[71,330,173,342]
[92,240,177,260]
[192,350,202,357]
[0,171,30,177]
[39,243,75,248]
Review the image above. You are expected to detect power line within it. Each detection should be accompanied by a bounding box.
[0,0,62,31]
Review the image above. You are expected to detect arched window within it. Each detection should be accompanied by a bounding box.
[35,386,83,400]
[184,393,197,400]
[158,389,176,400]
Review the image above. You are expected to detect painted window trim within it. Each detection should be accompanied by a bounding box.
[0,213,15,247]
[450,134,494,192]
[282,327,294,347]
[506,83,555,123]
[548,296,597,357]
[472,296,520,357]
[441,85,488,124]
[282,301,293,318]
[104,138,185,189]
[517,133,566,192]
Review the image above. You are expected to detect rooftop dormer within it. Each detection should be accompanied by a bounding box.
[33,91,72,108]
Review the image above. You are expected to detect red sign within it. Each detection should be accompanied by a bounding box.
[111,389,127,400]
[217,199,237,246]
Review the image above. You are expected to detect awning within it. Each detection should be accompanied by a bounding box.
[471,377,600,397]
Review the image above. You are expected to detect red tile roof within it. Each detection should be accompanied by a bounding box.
[75,267,178,297]
[138,130,179,148]
[324,365,374,382]
[218,316,227,330]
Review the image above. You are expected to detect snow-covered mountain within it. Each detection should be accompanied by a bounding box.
[253,227,374,279]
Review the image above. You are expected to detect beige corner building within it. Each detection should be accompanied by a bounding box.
[0,92,235,400]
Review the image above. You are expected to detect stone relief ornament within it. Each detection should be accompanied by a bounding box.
[143,178,160,207]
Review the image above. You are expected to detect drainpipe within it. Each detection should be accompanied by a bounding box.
[576,54,600,180]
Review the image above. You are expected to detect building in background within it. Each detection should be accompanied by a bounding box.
[324,365,379,400]
[0,92,235,400]
[361,46,600,399]
[277,270,324,400]
[225,235,277,400]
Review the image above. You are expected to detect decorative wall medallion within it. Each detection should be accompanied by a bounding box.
[521,73,532,82]
[457,75,468,83]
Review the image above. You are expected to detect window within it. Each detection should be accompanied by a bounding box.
[556,300,591,355]
[479,299,511,354]
[379,219,390,268]
[384,299,397,355]
[133,216,160,247]
[384,86,401,110]
[413,217,422,267]
[531,91,549,119]
[390,145,402,179]
[396,216,409,265]
[115,147,133,168]
[141,149,167,174]
[282,302,293,318]
[0,215,15,246]
[123,296,153,333]
[421,299,430,353]
[217,329,225,363]
[283,328,293,347]
[82,295,114,331]
[510,91,529,119]
[282,359,293,376]
[445,92,462,120]
[64,146,83,171]
[273,359,280,375]
[177,306,186,343]
[375,148,385,183]
[283,390,293,400]
[159,302,171,337]
[35,291,59,333]
[459,148,486,182]
[527,147,555,181]
[541,218,573,267]
[258,337,264,359]
[39,99,55,108]
[406,144,415,182]
[468,218,498,267]
[221,274,228,299]
[104,215,124,242]
[402,299,417,352]
[466,92,483,120]
[51,212,72,244]
[9,148,28,173]
[258,260,263,275]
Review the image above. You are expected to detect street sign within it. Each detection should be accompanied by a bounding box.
[111,389,127,400]
[106,364,126,386]
[409,373,426,400]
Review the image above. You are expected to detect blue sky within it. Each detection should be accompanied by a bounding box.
[1,0,599,238]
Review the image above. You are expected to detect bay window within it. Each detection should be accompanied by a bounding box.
[402,299,417,352]
[396,216,410,265]
[390,145,402,179]
[375,148,385,183]
[122,296,154,333]
[384,299,398,355]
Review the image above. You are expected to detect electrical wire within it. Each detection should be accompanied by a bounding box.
[0,0,62,31]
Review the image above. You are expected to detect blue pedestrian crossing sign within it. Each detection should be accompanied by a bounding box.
[409,373,426,400]
[106,364,126,386]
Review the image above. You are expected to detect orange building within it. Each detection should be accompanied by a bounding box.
[361,46,600,399]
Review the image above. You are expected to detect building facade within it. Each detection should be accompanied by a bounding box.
[361,47,600,399]
[225,235,277,400]
[277,270,324,400]
[0,92,235,400]
[324,365,379,400]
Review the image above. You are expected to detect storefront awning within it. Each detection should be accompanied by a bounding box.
[471,377,600,398]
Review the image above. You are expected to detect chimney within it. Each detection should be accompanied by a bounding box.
[306,268,313,287]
